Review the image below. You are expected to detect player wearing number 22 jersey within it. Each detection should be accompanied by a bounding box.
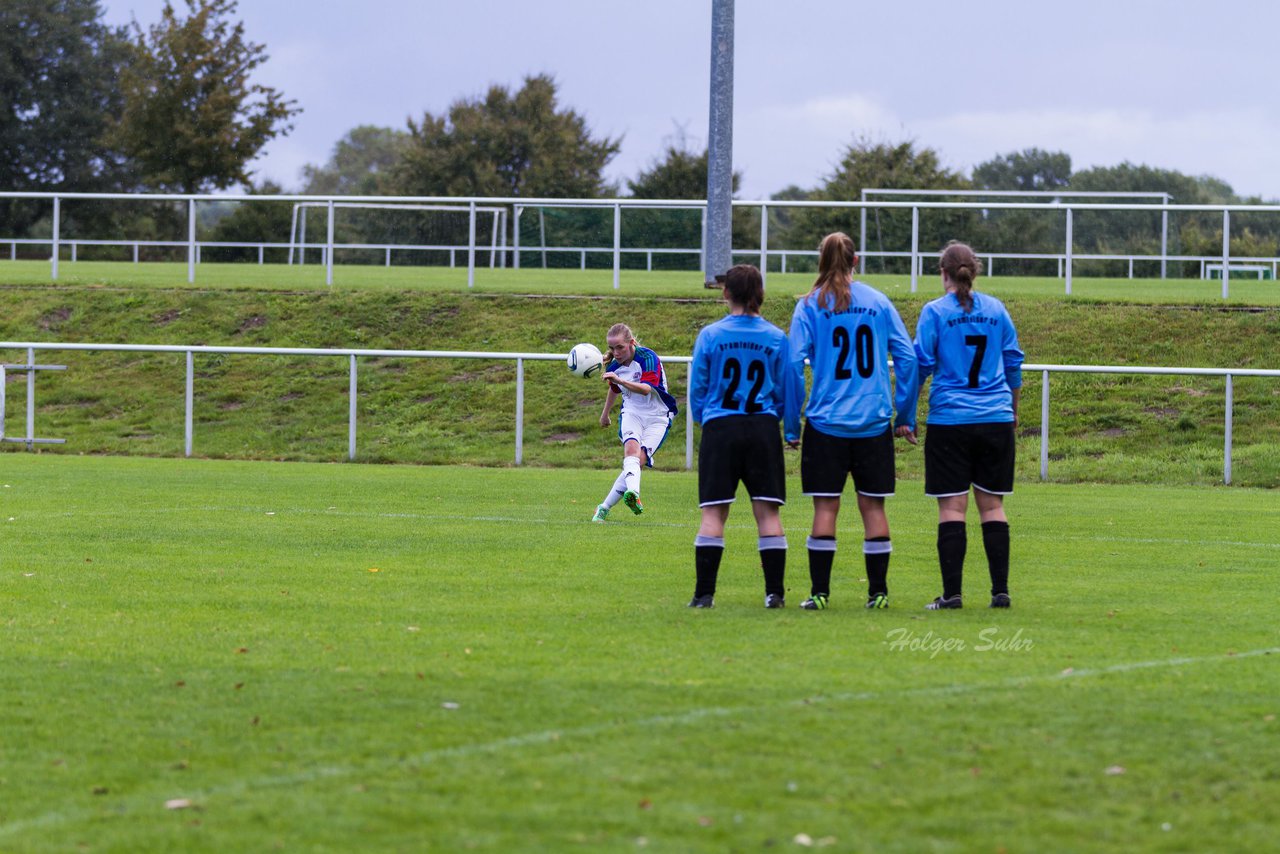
[688,265,791,609]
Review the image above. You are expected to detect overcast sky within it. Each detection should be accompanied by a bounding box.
[101,0,1280,200]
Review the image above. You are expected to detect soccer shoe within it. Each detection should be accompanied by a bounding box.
[989,592,1012,608]
[687,594,715,608]
[925,594,963,610]
[865,593,889,610]
[764,593,786,609]
[591,504,609,523]
[799,594,828,610]
[622,490,644,515]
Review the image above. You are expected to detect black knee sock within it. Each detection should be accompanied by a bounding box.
[806,535,836,597]
[982,520,1010,596]
[937,521,967,599]
[694,536,724,598]
[759,536,787,597]
[864,536,891,597]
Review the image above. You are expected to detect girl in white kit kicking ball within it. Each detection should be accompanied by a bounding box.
[592,323,679,522]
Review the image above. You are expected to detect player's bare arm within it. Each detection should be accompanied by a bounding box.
[601,372,652,396]
[599,383,619,427]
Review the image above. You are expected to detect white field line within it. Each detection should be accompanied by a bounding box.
[11,505,1280,549]
[0,646,1276,839]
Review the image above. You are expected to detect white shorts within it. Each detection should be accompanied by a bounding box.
[619,411,672,467]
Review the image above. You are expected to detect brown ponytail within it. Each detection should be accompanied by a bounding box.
[808,232,858,313]
[939,241,982,312]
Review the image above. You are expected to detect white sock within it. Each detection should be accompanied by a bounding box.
[622,456,642,495]
[602,471,628,509]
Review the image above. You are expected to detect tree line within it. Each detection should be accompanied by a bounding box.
[3,1,1276,275]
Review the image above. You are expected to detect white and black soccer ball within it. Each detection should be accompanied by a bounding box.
[567,342,604,379]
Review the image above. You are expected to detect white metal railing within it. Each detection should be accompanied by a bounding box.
[0,342,696,468]
[5,191,1280,297]
[3,341,1279,485]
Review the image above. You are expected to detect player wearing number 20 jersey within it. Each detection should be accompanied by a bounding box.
[783,282,919,442]
[782,232,920,611]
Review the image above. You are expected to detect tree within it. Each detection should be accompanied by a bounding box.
[969,149,1073,274]
[393,74,620,199]
[0,0,132,235]
[393,74,620,267]
[627,146,741,199]
[786,138,974,272]
[301,126,409,196]
[206,180,294,262]
[1069,162,1239,275]
[112,0,299,193]
[624,145,751,271]
[973,148,1072,192]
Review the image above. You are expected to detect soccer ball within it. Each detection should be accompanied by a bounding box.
[567,342,604,379]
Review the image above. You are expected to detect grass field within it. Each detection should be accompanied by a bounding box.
[6,259,1280,304]
[2,454,1277,851]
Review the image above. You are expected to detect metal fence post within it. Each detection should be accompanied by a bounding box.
[1065,208,1074,296]
[51,196,60,281]
[467,201,477,288]
[859,191,867,266]
[1040,370,1049,481]
[185,350,193,457]
[326,200,335,287]
[1161,205,1169,279]
[25,347,35,449]
[686,363,694,471]
[513,205,521,270]
[910,206,919,293]
[187,198,196,284]
[1222,209,1231,300]
[613,203,621,290]
[760,203,768,287]
[1224,373,1233,485]
[349,354,357,461]
[515,357,524,465]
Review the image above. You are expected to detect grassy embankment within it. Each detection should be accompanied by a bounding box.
[3,262,1280,485]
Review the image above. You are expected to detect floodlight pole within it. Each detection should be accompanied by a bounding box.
[703,0,734,286]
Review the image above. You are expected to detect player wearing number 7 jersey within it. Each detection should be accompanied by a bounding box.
[784,232,919,611]
[904,241,1024,611]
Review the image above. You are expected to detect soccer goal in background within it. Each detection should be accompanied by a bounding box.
[287,202,507,269]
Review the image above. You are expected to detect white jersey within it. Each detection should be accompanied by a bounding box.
[607,346,679,420]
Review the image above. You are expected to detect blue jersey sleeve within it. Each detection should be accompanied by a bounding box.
[784,299,814,441]
[1001,308,1024,390]
[690,329,712,425]
[886,302,919,430]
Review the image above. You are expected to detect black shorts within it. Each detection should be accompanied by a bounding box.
[698,414,786,506]
[924,422,1016,497]
[800,423,895,498]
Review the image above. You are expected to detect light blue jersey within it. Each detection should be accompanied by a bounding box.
[784,281,919,442]
[915,291,1024,425]
[690,314,789,425]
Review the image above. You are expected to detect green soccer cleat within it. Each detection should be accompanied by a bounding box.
[591,504,609,523]
[865,593,889,610]
[800,594,828,610]
[622,490,644,515]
